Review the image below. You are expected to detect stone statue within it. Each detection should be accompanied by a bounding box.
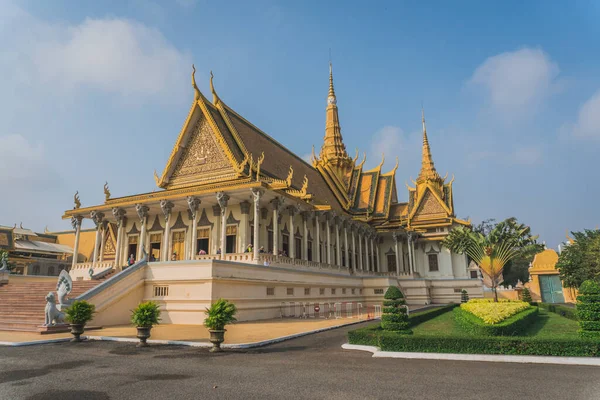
[56,269,73,310]
[44,292,66,326]
[0,257,7,271]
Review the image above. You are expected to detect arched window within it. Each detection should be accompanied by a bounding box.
[47,266,55,276]
[32,265,40,275]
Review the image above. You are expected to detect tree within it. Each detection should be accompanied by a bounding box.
[381,286,411,333]
[521,288,532,304]
[460,289,469,303]
[442,217,542,302]
[556,230,600,289]
[0,250,13,271]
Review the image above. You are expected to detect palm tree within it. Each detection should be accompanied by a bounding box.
[442,218,540,302]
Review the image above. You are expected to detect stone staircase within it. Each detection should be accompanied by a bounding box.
[0,271,115,332]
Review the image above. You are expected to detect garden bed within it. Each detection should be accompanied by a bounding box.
[348,307,600,357]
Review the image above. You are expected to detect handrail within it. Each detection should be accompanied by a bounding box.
[91,266,114,280]
[76,254,148,301]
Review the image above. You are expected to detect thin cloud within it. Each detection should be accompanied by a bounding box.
[567,89,600,139]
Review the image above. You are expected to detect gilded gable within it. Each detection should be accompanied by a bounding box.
[413,190,447,219]
[168,112,236,188]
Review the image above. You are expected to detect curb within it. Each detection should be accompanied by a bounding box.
[341,344,600,366]
[0,319,375,348]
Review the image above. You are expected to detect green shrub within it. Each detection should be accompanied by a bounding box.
[521,288,532,304]
[381,286,411,333]
[577,280,600,338]
[64,300,95,325]
[460,290,469,303]
[453,306,538,336]
[347,325,381,346]
[538,303,578,321]
[131,301,161,328]
[204,299,237,330]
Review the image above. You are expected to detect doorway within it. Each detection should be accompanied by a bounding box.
[150,233,162,261]
[540,275,565,303]
[171,231,185,260]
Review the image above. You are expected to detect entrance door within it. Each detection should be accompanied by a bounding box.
[540,275,565,303]
[171,231,185,260]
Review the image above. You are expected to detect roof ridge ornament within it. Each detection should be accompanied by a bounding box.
[104,182,111,201]
[210,70,220,105]
[191,64,201,101]
[73,191,81,209]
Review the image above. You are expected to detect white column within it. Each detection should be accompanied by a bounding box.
[393,232,401,275]
[326,214,332,264]
[160,200,174,261]
[135,204,149,261]
[302,212,309,260]
[187,197,201,259]
[70,216,83,269]
[351,224,356,272]
[370,235,376,272]
[217,192,229,258]
[335,217,341,267]
[212,205,220,254]
[271,198,280,256]
[90,211,105,267]
[112,208,126,269]
[343,220,349,269]
[251,189,263,261]
[288,206,296,259]
[239,201,250,253]
[314,212,321,263]
[358,228,363,271]
[99,221,108,262]
[364,233,370,271]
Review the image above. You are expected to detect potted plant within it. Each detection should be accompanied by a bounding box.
[131,301,161,347]
[64,300,95,342]
[204,299,237,352]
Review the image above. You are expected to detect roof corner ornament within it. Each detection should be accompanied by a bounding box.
[191,64,201,101]
[154,170,160,186]
[311,145,317,166]
[73,191,81,210]
[210,70,220,105]
[286,166,294,187]
[300,175,308,196]
[378,153,385,169]
[358,152,367,168]
[392,157,399,174]
[352,149,359,164]
[103,181,111,201]
[235,154,249,177]
[255,152,264,182]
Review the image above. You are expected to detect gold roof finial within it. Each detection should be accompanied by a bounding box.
[191,64,201,101]
[103,181,111,201]
[328,62,336,100]
[416,107,443,184]
[73,191,81,209]
[210,71,220,105]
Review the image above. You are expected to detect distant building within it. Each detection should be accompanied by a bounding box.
[0,224,72,276]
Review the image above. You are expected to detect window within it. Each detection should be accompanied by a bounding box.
[128,235,139,262]
[342,288,346,295]
[470,270,479,279]
[32,265,40,275]
[197,227,210,255]
[282,234,289,256]
[331,288,336,295]
[359,289,363,295]
[454,288,462,293]
[304,288,310,295]
[287,288,294,296]
[266,287,275,296]
[374,288,384,295]
[387,254,396,272]
[172,231,185,260]
[47,266,55,276]
[307,240,313,261]
[150,233,162,261]
[351,288,355,295]
[319,288,325,295]
[295,238,302,259]
[267,230,273,253]
[226,225,237,253]
[428,254,439,272]
[154,285,169,296]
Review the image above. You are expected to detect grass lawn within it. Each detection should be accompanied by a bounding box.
[412,308,580,339]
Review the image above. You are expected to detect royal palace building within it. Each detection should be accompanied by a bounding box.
[58,65,482,325]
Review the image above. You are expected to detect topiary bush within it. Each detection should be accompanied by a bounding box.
[521,288,532,304]
[461,290,469,303]
[381,286,411,333]
[577,280,600,338]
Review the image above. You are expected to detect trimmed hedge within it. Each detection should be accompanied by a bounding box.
[539,303,578,321]
[408,304,457,327]
[381,287,411,333]
[577,280,600,338]
[453,306,539,336]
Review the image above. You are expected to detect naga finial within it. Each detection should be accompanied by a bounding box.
[103,182,111,201]
[300,175,308,196]
[566,230,575,244]
[73,191,81,209]
[392,157,399,174]
[378,153,385,169]
[235,154,249,175]
[286,166,294,187]
[352,149,359,164]
[210,70,220,105]
[255,152,264,181]
[191,64,200,100]
[154,170,160,186]
[358,152,367,168]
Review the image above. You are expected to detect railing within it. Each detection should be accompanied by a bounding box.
[70,261,114,280]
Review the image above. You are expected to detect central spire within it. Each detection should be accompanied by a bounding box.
[319,62,350,164]
[417,108,443,184]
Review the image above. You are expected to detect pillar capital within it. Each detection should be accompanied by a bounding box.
[71,215,83,230]
[160,200,174,222]
[135,204,149,222]
[300,211,311,221]
[240,200,251,215]
[270,197,283,213]
[216,192,230,209]
[90,210,105,227]
[187,196,201,219]
[112,208,127,227]
[250,188,264,201]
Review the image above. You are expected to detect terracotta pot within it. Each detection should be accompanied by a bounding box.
[136,326,152,347]
[70,323,85,342]
[208,329,226,352]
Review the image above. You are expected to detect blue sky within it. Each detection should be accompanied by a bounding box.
[1,0,599,248]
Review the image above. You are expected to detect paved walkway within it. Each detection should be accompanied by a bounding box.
[0,317,365,344]
[1,322,599,400]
